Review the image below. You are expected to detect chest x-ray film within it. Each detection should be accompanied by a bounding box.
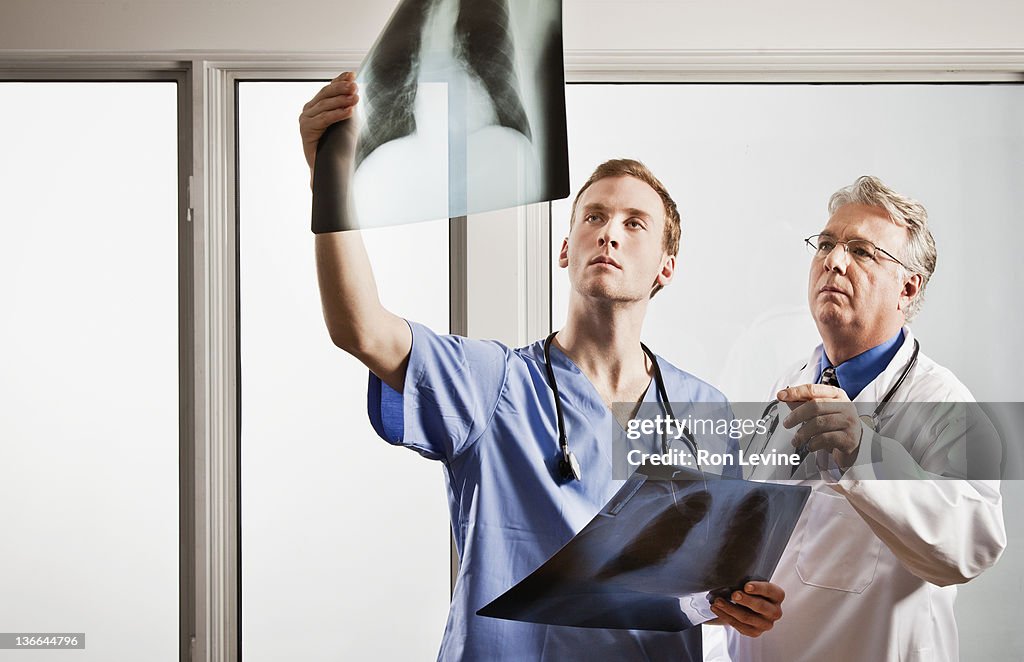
[312,0,569,233]
[478,464,810,631]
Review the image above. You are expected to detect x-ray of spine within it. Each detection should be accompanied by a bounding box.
[312,0,569,233]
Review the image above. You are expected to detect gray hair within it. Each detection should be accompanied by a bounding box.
[828,175,936,321]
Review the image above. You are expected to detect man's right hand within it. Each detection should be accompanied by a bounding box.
[299,72,360,175]
[301,71,411,392]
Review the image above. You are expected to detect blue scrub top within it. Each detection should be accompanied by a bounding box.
[368,322,737,661]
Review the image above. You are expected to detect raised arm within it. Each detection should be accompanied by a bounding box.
[300,73,411,391]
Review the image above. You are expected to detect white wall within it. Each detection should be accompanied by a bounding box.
[1,0,1023,52]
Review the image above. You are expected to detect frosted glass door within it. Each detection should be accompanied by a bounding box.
[238,81,451,661]
[0,81,179,661]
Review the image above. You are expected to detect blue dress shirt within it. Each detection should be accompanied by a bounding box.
[816,329,906,400]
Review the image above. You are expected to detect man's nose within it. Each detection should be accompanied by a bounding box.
[822,244,849,273]
[598,224,620,248]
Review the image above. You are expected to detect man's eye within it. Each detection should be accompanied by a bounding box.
[818,241,836,253]
[585,214,601,223]
[851,246,873,259]
[627,219,644,229]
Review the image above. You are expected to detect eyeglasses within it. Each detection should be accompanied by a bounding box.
[804,234,908,268]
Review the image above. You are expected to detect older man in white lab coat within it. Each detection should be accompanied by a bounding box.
[727,176,1006,662]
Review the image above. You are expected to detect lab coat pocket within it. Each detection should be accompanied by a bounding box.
[795,491,881,593]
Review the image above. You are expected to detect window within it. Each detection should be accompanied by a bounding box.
[549,82,1024,658]
[552,83,1024,401]
[0,81,179,661]
[237,81,451,660]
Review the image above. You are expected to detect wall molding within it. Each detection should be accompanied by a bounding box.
[189,60,238,662]
[563,48,1024,81]
[518,203,552,342]
[3,48,1023,80]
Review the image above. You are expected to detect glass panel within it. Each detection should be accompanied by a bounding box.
[239,81,451,660]
[0,82,179,661]
[551,82,1024,659]
[552,83,1024,401]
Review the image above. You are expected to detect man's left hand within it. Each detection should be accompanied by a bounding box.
[708,580,785,637]
[778,384,863,469]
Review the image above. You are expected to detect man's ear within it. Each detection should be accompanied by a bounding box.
[656,254,676,288]
[898,272,922,311]
[558,238,569,269]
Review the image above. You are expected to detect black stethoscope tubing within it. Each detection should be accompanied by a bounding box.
[779,338,921,469]
[543,331,699,481]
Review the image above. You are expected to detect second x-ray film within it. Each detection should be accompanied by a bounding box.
[312,0,569,232]
[477,464,810,631]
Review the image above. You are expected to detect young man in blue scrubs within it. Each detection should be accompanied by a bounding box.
[300,74,785,661]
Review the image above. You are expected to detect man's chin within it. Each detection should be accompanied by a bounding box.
[812,304,849,328]
[579,283,643,304]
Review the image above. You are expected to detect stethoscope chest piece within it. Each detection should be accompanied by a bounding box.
[560,449,582,482]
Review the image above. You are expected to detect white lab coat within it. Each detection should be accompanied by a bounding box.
[726,327,1006,662]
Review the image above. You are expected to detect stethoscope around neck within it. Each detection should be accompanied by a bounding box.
[746,338,921,475]
[542,331,701,482]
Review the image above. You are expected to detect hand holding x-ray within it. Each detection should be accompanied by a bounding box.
[706,580,785,638]
[300,72,359,180]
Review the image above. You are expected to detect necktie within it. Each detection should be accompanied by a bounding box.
[791,364,841,477]
[819,365,840,388]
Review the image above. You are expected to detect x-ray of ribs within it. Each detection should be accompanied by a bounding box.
[705,491,769,590]
[356,0,534,168]
[595,491,712,580]
[355,0,432,168]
